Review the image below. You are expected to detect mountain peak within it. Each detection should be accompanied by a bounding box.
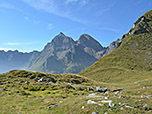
[59,32,65,36]
[77,34,104,52]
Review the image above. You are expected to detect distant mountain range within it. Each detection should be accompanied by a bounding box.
[0,32,121,73]
[0,50,40,73]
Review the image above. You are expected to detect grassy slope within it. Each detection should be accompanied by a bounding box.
[80,10,152,83]
[0,70,152,114]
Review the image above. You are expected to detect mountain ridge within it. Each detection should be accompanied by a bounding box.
[27,33,107,74]
[80,9,152,83]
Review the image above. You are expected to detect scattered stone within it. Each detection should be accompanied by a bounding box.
[139,99,145,101]
[105,96,108,99]
[87,93,102,98]
[87,100,103,106]
[82,106,85,109]
[38,78,44,82]
[119,102,122,105]
[143,104,148,108]
[125,105,135,109]
[9,106,16,108]
[0,88,4,91]
[146,95,152,98]
[109,102,115,107]
[104,91,109,95]
[48,104,59,109]
[120,107,124,110]
[141,95,144,98]
[143,86,146,88]
[114,91,120,96]
[47,78,56,83]
[6,77,8,79]
[92,111,99,114]
[7,81,10,84]
[111,88,124,92]
[88,87,94,91]
[66,85,75,89]
[96,87,108,93]
[19,81,24,83]
[109,109,113,111]
[59,101,63,103]
[87,100,97,104]
[98,100,112,104]
[25,81,29,84]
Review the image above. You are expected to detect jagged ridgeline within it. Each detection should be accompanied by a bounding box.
[27,33,107,74]
[80,10,152,83]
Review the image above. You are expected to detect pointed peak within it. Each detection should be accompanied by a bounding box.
[80,34,92,39]
[59,32,65,36]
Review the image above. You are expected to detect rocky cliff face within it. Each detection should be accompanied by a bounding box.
[28,33,106,74]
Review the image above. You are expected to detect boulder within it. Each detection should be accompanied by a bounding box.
[109,102,115,107]
[96,87,108,92]
[48,104,59,109]
[111,88,124,92]
[47,78,56,83]
[0,88,4,91]
[38,78,44,82]
[25,81,30,84]
[66,85,75,89]
[19,81,24,83]
[88,87,94,91]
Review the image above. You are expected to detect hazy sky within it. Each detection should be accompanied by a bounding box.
[0,0,152,52]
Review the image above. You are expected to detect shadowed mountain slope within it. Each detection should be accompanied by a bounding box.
[28,33,106,74]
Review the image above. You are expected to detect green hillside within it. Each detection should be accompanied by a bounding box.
[80,10,152,83]
[1,70,152,113]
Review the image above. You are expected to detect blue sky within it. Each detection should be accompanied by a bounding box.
[0,0,152,52]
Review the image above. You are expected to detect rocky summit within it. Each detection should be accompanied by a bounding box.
[27,32,106,74]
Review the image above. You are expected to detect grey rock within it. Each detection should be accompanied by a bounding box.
[47,78,56,83]
[109,102,115,107]
[92,112,99,114]
[38,78,44,82]
[82,106,85,109]
[103,39,122,56]
[96,87,108,93]
[9,106,16,108]
[25,81,29,84]
[66,85,75,89]
[146,95,152,98]
[19,81,24,83]
[88,87,94,91]
[0,88,4,91]
[111,88,124,92]
[48,104,59,109]
[143,104,148,108]
[87,93,102,98]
